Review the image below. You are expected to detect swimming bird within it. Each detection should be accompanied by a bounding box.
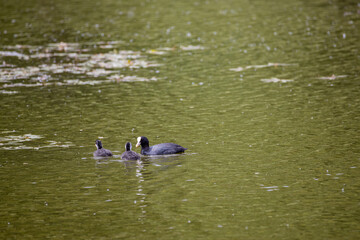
[136,136,187,155]
[121,142,141,160]
[93,140,113,157]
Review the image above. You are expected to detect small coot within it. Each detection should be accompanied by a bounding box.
[135,136,187,155]
[121,142,141,160]
[93,140,113,157]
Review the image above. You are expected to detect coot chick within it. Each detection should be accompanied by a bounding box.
[93,140,113,157]
[135,136,187,155]
[121,142,141,160]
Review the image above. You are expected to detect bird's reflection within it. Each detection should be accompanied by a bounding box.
[134,160,147,223]
[122,154,186,225]
[93,153,187,226]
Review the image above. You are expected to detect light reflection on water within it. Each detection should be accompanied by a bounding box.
[1,0,360,239]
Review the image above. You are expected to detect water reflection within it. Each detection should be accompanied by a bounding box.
[128,155,186,229]
[120,154,186,172]
[134,160,147,225]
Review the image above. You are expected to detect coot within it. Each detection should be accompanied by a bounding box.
[135,136,187,155]
[121,142,141,160]
[93,140,113,157]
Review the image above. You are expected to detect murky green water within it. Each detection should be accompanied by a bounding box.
[1,0,359,239]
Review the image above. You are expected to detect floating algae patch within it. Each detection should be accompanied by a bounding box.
[147,49,168,55]
[0,51,30,60]
[0,42,163,89]
[316,75,348,80]
[0,67,41,82]
[62,79,112,86]
[86,69,118,77]
[261,78,294,83]
[229,63,298,72]
[42,140,74,148]
[0,61,16,68]
[0,134,44,150]
[180,45,206,51]
[2,80,113,88]
[107,75,158,82]
[0,133,74,150]
[0,42,209,90]
[0,134,43,144]
[0,90,18,94]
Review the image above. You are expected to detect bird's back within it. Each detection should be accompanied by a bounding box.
[121,150,141,160]
[145,143,187,155]
[94,148,113,157]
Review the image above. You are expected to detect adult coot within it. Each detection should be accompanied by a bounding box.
[121,142,141,160]
[93,140,113,157]
[135,136,187,155]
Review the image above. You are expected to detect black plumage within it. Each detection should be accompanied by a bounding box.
[121,142,141,160]
[93,140,113,157]
[136,136,187,155]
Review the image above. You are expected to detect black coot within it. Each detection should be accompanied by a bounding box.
[121,142,141,160]
[93,140,113,157]
[135,136,187,155]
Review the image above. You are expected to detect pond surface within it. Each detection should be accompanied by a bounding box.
[1,0,359,239]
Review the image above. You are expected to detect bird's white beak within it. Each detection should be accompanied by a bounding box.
[136,137,141,147]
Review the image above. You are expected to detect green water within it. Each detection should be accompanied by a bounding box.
[1,0,359,239]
